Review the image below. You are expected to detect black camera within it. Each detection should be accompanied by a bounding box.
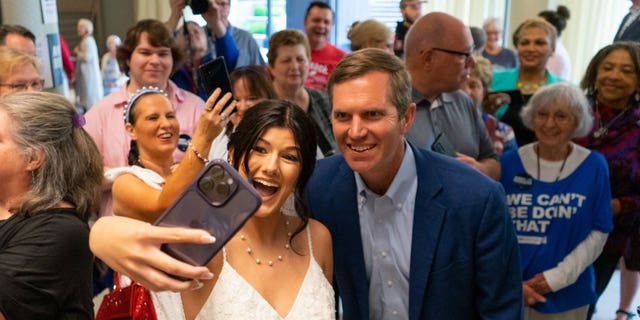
[197,164,238,206]
[187,0,209,14]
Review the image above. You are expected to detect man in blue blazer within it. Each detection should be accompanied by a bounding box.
[615,0,640,42]
[305,48,523,319]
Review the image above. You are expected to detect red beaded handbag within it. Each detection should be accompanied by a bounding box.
[95,273,157,320]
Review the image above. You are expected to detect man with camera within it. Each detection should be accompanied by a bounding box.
[168,0,265,69]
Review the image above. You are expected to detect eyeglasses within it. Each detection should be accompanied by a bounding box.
[534,111,573,124]
[0,79,44,91]
[432,47,473,59]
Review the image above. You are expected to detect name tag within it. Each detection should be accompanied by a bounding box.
[513,173,533,190]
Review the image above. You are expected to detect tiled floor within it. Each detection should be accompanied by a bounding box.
[593,270,640,320]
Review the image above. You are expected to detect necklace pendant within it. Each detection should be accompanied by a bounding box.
[593,127,607,138]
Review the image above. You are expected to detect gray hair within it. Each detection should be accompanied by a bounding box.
[0,92,103,219]
[482,17,501,31]
[106,34,122,47]
[521,83,593,138]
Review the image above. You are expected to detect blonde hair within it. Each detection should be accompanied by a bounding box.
[471,56,493,88]
[78,18,94,35]
[0,46,40,83]
[347,19,392,52]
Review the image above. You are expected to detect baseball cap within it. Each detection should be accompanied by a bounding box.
[400,0,427,8]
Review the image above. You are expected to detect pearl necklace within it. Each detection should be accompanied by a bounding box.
[240,218,292,267]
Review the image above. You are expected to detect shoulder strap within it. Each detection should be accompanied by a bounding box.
[305,225,313,256]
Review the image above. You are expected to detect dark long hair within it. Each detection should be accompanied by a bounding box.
[580,42,640,99]
[228,99,317,242]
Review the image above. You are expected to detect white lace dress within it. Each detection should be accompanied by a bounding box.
[153,226,336,320]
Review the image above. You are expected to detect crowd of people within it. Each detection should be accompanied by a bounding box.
[1,0,640,319]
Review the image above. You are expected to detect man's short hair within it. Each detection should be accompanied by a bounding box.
[304,1,334,20]
[400,0,426,9]
[116,19,183,75]
[328,48,412,119]
[0,24,36,45]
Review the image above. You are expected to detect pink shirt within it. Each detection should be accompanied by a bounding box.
[305,43,346,91]
[85,80,204,217]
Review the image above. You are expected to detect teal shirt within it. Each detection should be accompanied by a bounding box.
[490,69,564,119]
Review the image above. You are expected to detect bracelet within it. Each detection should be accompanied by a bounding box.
[189,142,209,164]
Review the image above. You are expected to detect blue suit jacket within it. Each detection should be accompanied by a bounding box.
[306,144,523,320]
[615,11,640,42]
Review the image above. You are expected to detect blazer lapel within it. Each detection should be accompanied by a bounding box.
[615,12,632,40]
[331,160,371,318]
[408,147,446,320]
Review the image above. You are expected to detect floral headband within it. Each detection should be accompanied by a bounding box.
[123,86,169,124]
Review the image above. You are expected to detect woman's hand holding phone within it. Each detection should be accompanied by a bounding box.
[193,88,237,146]
[89,216,216,292]
[484,92,512,115]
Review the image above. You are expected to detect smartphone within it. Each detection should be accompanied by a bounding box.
[431,132,457,157]
[198,56,233,100]
[153,159,261,273]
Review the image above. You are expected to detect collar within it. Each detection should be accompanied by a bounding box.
[354,140,416,203]
[114,80,186,109]
[166,80,187,104]
[412,88,457,110]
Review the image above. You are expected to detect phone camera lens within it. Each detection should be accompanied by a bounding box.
[199,176,215,191]
[215,182,230,196]
[210,166,224,179]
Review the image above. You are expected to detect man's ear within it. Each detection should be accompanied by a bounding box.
[25,148,44,172]
[421,49,434,71]
[400,102,416,134]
